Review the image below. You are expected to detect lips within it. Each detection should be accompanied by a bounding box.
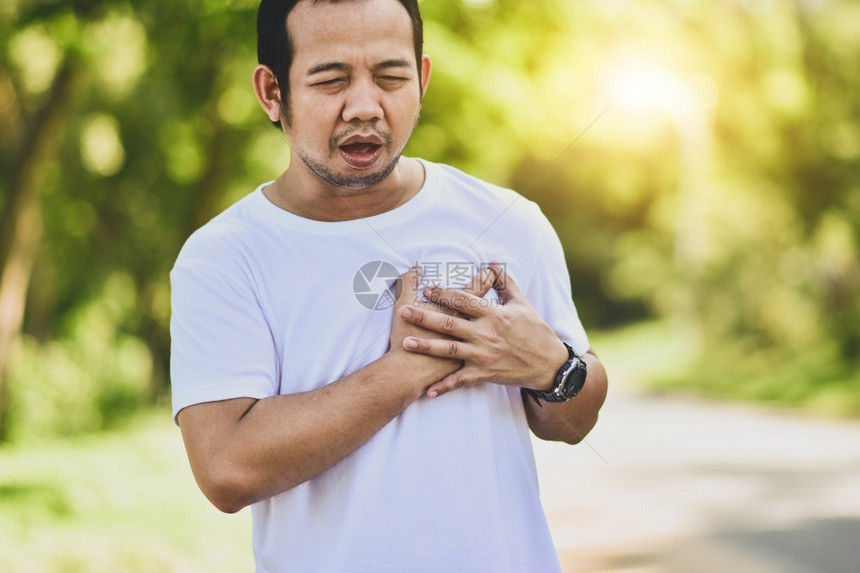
[338,134,384,169]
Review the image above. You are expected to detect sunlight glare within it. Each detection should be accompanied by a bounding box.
[606,60,694,113]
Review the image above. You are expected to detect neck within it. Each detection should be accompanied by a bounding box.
[264,157,424,222]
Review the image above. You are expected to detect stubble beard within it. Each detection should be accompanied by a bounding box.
[296,129,400,190]
[291,109,421,191]
[296,152,402,190]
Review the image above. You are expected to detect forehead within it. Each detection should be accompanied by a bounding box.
[288,0,415,70]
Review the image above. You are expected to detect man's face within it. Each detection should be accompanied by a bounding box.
[284,0,429,190]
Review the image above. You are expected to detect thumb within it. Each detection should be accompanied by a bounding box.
[396,266,422,304]
[463,266,496,299]
[489,263,522,304]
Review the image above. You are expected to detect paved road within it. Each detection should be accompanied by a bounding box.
[533,371,860,573]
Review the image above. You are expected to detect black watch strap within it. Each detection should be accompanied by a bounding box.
[525,342,588,407]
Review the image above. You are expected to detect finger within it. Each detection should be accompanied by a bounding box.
[403,336,468,360]
[426,368,478,398]
[489,263,522,305]
[462,266,496,299]
[399,306,471,339]
[395,266,422,305]
[424,285,489,318]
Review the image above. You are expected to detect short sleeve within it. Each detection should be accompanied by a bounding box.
[170,260,279,422]
[522,210,591,356]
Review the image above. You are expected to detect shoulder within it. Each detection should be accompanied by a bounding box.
[173,185,270,275]
[424,160,546,226]
[428,161,523,205]
[424,160,553,238]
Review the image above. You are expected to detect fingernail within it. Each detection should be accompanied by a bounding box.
[404,338,418,350]
[428,390,438,398]
[400,306,413,318]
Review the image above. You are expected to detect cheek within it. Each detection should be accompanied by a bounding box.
[292,103,340,136]
[295,91,341,117]
[387,98,421,130]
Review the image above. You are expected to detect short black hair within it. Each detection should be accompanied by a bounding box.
[257,0,424,127]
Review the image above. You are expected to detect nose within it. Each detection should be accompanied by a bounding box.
[341,79,383,124]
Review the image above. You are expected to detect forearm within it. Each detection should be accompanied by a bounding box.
[178,267,492,513]
[523,350,607,444]
[178,351,449,513]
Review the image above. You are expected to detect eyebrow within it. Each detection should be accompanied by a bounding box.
[306,59,413,77]
[373,59,412,72]
[307,62,349,76]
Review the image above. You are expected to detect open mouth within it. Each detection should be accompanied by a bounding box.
[338,138,384,169]
[340,142,382,155]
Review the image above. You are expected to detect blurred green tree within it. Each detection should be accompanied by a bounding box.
[0,0,265,439]
[1,0,859,441]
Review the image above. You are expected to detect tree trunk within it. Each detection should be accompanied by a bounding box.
[0,59,79,440]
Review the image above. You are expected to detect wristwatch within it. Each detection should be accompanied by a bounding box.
[525,342,588,406]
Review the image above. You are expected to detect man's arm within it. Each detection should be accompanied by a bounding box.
[177,268,494,514]
[521,349,607,443]
[398,263,607,444]
[178,349,439,514]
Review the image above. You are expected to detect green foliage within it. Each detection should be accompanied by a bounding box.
[670,3,860,408]
[652,338,860,418]
[0,413,252,571]
[6,273,152,440]
[1,0,859,442]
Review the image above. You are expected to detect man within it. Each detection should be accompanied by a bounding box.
[170,0,608,571]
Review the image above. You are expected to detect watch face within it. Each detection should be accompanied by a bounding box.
[534,344,588,403]
[560,358,588,399]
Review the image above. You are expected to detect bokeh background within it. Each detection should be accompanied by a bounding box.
[1,0,858,571]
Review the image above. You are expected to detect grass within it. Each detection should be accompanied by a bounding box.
[594,320,860,418]
[0,411,253,572]
[589,319,701,389]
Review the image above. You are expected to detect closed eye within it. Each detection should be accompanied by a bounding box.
[377,76,409,86]
[315,78,347,87]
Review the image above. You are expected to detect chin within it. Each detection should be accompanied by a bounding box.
[302,152,402,190]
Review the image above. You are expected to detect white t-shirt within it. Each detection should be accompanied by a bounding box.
[170,159,590,573]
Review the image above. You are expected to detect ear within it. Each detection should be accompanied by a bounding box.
[419,54,432,96]
[253,65,284,122]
